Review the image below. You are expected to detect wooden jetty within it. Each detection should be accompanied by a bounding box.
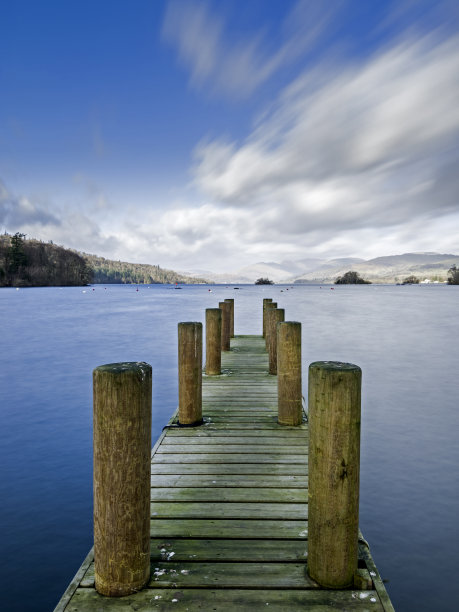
[55,316,394,610]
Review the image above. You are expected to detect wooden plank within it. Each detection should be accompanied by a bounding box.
[152,453,308,464]
[161,436,307,445]
[69,588,384,611]
[150,519,309,539]
[156,444,307,454]
[150,501,308,520]
[148,538,308,562]
[81,562,317,590]
[166,422,307,430]
[151,473,308,486]
[151,463,308,475]
[164,428,308,437]
[150,486,308,502]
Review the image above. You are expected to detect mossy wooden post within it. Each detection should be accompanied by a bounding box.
[262,298,273,337]
[268,308,284,374]
[277,321,302,425]
[264,302,277,350]
[308,361,362,589]
[93,362,152,597]
[224,298,235,337]
[205,308,222,375]
[178,322,203,425]
[219,301,231,351]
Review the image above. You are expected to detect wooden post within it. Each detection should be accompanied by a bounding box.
[178,322,203,425]
[93,362,152,597]
[308,361,362,589]
[224,298,235,337]
[268,308,284,374]
[262,298,273,337]
[264,302,277,350]
[219,301,231,351]
[277,322,302,425]
[205,308,222,375]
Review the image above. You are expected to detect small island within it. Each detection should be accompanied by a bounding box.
[255,277,274,285]
[334,271,371,284]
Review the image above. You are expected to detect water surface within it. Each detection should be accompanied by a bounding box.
[1,284,458,611]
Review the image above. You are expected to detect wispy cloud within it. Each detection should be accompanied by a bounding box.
[189,33,459,259]
[0,179,61,229]
[0,179,121,256]
[161,0,336,99]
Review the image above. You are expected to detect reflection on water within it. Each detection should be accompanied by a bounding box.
[1,284,458,611]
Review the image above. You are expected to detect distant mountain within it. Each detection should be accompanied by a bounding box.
[292,252,459,284]
[183,252,459,284]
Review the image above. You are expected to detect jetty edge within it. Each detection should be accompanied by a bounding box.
[54,298,395,611]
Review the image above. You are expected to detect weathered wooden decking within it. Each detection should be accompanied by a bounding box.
[56,335,394,611]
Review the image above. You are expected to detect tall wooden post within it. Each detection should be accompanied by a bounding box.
[262,298,273,337]
[219,301,231,351]
[178,322,203,425]
[277,322,302,425]
[224,298,235,337]
[206,308,222,375]
[308,361,362,588]
[264,302,277,350]
[93,362,152,597]
[268,308,284,374]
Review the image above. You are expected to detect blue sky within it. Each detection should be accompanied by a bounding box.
[1,0,458,272]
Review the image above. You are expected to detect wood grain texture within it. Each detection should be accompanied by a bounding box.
[277,321,303,425]
[308,360,362,589]
[219,301,231,351]
[205,308,221,375]
[93,362,152,596]
[178,322,202,425]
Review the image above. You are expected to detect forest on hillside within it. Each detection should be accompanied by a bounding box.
[0,233,92,287]
[81,252,207,285]
[0,233,207,287]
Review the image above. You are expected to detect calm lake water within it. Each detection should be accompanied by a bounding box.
[1,283,458,611]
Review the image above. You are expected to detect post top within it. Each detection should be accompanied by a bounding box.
[94,362,152,375]
[178,321,203,327]
[309,361,361,373]
[279,320,301,326]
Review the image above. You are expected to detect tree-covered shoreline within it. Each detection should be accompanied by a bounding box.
[0,233,207,287]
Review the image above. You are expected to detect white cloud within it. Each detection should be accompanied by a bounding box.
[0,179,61,229]
[189,32,459,262]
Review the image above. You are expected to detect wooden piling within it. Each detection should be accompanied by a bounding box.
[93,362,152,597]
[307,361,362,589]
[264,302,277,350]
[219,301,231,351]
[277,322,302,425]
[178,322,203,425]
[268,308,285,374]
[262,298,273,337]
[224,298,235,337]
[205,308,222,375]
